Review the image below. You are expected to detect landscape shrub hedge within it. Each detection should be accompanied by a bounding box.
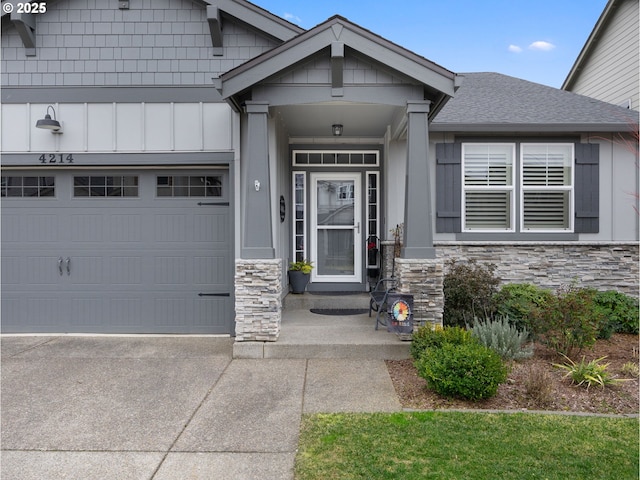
[415,341,508,400]
[443,260,500,328]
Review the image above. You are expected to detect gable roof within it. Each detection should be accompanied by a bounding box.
[207,0,304,42]
[432,72,639,132]
[218,15,458,117]
[562,0,621,91]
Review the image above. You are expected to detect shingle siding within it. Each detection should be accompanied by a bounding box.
[1,0,280,86]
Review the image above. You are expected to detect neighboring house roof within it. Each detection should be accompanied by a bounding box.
[561,0,639,111]
[562,0,624,91]
[432,72,639,132]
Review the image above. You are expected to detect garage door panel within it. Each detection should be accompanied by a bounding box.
[155,214,187,242]
[24,256,63,285]
[193,212,229,243]
[2,295,63,332]
[193,255,230,285]
[2,256,22,285]
[68,256,105,285]
[109,297,144,328]
[25,214,60,243]
[109,214,143,242]
[1,169,233,334]
[71,214,106,243]
[70,297,105,327]
[109,256,143,285]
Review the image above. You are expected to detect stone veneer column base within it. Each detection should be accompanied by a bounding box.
[394,258,444,329]
[234,258,282,342]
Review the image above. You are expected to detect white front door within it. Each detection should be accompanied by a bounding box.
[310,172,362,283]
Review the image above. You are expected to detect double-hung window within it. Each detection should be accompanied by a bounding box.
[521,144,573,231]
[462,144,515,231]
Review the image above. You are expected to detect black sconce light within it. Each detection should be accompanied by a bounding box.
[35,105,63,133]
[332,124,343,136]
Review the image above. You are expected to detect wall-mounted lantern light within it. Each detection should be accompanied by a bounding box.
[35,105,63,133]
[332,124,343,136]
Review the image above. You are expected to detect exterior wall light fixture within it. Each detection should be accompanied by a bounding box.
[35,105,63,133]
[332,124,343,136]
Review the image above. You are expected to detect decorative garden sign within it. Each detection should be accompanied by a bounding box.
[387,294,414,334]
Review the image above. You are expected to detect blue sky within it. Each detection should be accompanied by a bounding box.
[251,0,608,88]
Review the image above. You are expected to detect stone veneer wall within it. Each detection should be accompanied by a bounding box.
[234,259,282,341]
[394,258,444,328]
[382,242,639,297]
[437,242,639,296]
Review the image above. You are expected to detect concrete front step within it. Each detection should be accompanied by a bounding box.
[233,308,411,360]
[233,340,410,359]
[283,292,371,311]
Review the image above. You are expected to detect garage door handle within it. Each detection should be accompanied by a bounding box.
[58,257,64,276]
[65,257,71,275]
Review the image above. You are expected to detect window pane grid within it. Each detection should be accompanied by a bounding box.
[156,176,222,197]
[521,144,573,231]
[293,172,306,263]
[366,172,379,268]
[74,176,138,197]
[293,150,379,166]
[462,144,515,231]
[1,176,55,197]
[465,191,512,230]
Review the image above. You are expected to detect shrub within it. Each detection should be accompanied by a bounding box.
[523,364,554,407]
[621,362,639,378]
[493,283,554,333]
[529,285,603,358]
[553,355,628,389]
[593,290,639,335]
[470,316,533,361]
[410,325,476,361]
[415,342,508,400]
[443,259,500,328]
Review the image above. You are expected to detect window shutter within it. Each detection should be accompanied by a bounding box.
[436,143,461,233]
[574,143,599,233]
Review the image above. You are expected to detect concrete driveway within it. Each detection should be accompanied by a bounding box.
[1,336,401,479]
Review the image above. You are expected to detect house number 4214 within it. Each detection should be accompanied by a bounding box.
[39,153,74,164]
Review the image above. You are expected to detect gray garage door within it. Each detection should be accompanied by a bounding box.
[1,169,233,334]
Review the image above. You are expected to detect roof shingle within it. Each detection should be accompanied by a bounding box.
[432,72,638,132]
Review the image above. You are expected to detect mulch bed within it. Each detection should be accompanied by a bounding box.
[386,333,639,415]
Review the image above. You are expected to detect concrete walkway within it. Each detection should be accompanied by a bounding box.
[1,336,401,480]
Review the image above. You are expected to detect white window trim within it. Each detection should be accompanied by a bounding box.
[366,171,380,267]
[292,171,307,263]
[520,143,575,233]
[292,150,379,167]
[461,143,516,233]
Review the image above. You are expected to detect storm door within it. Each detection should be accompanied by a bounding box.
[310,172,362,283]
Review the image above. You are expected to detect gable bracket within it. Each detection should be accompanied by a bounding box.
[331,42,344,97]
[11,12,36,56]
[206,6,224,57]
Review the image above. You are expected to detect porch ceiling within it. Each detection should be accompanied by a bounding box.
[275,102,401,138]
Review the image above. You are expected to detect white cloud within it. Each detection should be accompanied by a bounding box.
[528,41,556,51]
[508,44,523,53]
[284,12,302,24]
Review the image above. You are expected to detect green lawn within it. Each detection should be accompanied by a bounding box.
[295,412,639,480]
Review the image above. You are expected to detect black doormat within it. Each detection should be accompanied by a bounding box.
[310,308,369,316]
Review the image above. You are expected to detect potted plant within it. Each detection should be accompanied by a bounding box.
[288,260,313,294]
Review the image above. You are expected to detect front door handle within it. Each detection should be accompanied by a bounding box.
[58,257,64,276]
[65,257,71,275]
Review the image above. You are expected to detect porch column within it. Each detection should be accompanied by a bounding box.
[402,100,435,259]
[234,101,282,347]
[242,101,274,259]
